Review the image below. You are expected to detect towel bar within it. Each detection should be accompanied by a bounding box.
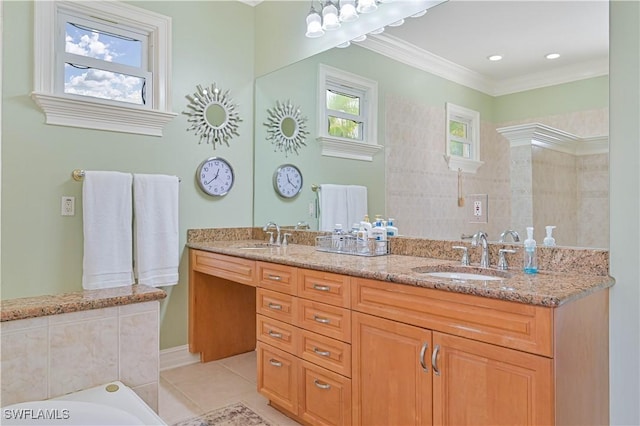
[72,169,181,182]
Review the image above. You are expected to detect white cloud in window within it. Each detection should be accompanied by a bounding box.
[66,32,115,62]
[65,68,143,104]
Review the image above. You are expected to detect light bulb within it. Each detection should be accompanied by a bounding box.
[352,34,367,42]
[339,0,358,22]
[336,41,351,48]
[357,0,377,14]
[388,19,404,27]
[369,27,385,35]
[322,1,341,31]
[305,8,324,38]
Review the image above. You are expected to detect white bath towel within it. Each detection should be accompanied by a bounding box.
[82,171,135,290]
[319,184,349,232]
[133,174,179,287]
[346,185,368,228]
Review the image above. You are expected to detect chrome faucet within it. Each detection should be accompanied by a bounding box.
[295,221,310,230]
[472,231,490,268]
[263,221,281,246]
[499,229,520,243]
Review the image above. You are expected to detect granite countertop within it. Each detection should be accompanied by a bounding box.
[188,240,614,307]
[1,284,167,322]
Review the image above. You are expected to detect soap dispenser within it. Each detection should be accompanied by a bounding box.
[523,227,538,274]
[543,226,556,247]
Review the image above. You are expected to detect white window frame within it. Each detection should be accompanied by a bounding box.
[32,1,176,137]
[317,64,381,161]
[444,102,484,173]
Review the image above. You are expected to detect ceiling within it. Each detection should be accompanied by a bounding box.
[361,0,610,95]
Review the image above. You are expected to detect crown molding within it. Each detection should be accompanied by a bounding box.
[359,33,609,96]
[496,123,608,156]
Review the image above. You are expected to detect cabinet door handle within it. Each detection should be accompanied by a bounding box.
[432,344,441,376]
[268,330,282,339]
[312,284,331,292]
[419,342,429,372]
[269,359,283,368]
[267,274,282,281]
[267,302,282,310]
[313,347,331,357]
[313,315,331,324]
[313,379,331,390]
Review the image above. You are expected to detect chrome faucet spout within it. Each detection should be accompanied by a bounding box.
[472,231,490,268]
[499,229,520,243]
[263,221,281,245]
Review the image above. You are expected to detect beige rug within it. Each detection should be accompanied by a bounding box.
[172,402,273,426]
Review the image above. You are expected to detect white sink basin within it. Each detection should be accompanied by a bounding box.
[424,271,504,281]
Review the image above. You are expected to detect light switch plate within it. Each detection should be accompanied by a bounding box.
[468,194,488,223]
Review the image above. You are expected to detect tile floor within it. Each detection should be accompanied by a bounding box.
[159,350,301,426]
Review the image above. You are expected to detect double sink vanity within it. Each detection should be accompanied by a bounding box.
[187,227,613,426]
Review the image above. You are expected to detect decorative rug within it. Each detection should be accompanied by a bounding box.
[172,402,274,426]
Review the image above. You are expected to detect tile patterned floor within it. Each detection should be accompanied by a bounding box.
[159,351,301,426]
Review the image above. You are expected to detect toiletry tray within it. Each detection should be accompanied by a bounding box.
[315,235,389,257]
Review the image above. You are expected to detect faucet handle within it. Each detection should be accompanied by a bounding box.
[498,248,517,270]
[266,231,274,245]
[452,246,470,266]
[282,233,292,246]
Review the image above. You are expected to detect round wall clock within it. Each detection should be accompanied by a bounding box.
[273,164,303,198]
[196,157,234,196]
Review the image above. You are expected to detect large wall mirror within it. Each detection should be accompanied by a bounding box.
[254,1,609,249]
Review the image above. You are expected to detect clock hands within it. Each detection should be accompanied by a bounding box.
[205,168,220,185]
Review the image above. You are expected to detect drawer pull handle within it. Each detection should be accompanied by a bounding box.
[268,330,282,339]
[312,284,331,292]
[432,344,441,376]
[313,315,331,324]
[267,303,282,310]
[313,379,331,390]
[269,359,283,368]
[313,347,331,357]
[267,274,282,281]
[419,342,429,372]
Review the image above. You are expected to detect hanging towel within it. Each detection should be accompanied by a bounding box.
[346,185,368,229]
[319,184,349,232]
[133,174,179,287]
[82,171,134,290]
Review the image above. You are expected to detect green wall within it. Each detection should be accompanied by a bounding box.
[1,1,255,349]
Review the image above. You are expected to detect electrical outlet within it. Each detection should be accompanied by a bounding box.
[468,194,488,223]
[61,196,75,216]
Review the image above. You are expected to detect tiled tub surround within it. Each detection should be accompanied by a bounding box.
[0,285,166,411]
[187,230,612,307]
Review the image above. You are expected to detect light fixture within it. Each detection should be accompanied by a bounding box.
[410,9,427,18]
[336,40,351,48]
[369,27,385,35]
[388,18,405,27]
[487,54,503,61]
[322,0,341,31]
[305,2,324,38]
[339,0,358,22]
[352,34,367,42]
[545,53,561,60]
[357,0,378,14]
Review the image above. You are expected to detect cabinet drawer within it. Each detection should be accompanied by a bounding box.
[298,268,351,308]
[191,250,256,286]
[257,288,297,324]
[352,277,553,357]
[257,342,298,415]
[257,314,297,354]
[299,329,351,378]
[257,262,298,295]
[299,360,352,426]
[298,299,351,343]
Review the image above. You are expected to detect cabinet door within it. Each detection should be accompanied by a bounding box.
[352,312,432,426]
[257,342,298,415]
[432,331,553,426]
[299,360,351,426]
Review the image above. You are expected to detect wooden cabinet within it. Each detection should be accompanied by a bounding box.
[256,265,352,426]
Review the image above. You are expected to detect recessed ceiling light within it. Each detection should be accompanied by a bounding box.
[369,27,385,35]
[352,34,367,42]
[488,55,503,61]
[410,10,427,18]
[336,41,351,48]
[545,53,561,60]
[388,19,405,27]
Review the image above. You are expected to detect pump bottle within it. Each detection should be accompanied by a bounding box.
[543,226,556,247]
[523,227,538,274]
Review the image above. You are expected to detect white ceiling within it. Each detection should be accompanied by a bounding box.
[361,0,610,95]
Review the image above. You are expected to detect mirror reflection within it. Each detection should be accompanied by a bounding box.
[281,117,297,138]
[205,103,227,128]
[254,1,609,249]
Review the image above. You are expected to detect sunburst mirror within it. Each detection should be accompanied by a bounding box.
[183,83,241,148]
[264,100,309,157]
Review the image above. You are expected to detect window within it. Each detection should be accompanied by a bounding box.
[317,64,381,161]
[32,1,176,136]
[444,103,483,173]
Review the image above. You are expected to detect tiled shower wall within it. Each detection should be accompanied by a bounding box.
[0,301,160,411]
[385,94,609,248]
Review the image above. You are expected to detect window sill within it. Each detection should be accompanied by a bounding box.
[443,155,484,174]
[317,136,383,161]
[31,92,177,137]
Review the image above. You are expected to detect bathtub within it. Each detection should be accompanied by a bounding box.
[1,381,166,425]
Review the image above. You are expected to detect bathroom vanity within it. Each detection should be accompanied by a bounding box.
[188,232,612,426]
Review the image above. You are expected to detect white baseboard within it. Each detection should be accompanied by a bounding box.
[159,345,200,371]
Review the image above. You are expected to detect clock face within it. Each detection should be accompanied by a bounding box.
[273,164,303,198]
[196,157,234,196]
